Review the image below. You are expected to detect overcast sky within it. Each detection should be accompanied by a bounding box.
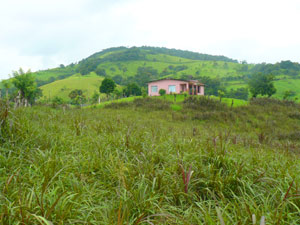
[1,0,300,80]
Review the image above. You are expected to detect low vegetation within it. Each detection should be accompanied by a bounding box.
[1,97,300,224]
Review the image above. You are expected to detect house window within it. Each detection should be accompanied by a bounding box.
[151,86,158,93]
[168,85,176,93]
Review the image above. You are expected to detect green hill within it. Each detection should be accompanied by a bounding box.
[35,47,252,100]
[2,46,300,101]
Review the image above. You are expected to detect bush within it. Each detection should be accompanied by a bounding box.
[183,96,227,111]
[123,83,142,97]
[104,102,131,109]
[278,131,300,141]
[159,89,166,96]
[226,87,249,100]
[52,96,64,108]
[133,97,170,110]
[104,97,171,110]
[288,112,300,120]
[250,98,297,107]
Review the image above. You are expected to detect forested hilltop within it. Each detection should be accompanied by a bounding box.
[1,46,300,102]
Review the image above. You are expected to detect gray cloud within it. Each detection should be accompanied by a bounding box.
[1,0,300,79]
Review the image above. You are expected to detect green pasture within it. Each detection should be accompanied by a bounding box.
[40,72,104,100]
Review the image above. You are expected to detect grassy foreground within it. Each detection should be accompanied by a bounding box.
[0,97,300,224]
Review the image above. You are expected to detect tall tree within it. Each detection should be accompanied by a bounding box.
[68,89,86,105]
[100,78,116,98]
[123,83,142,97]
[12,68,42,106]
[196,76,224,96]
[248,73,276,98]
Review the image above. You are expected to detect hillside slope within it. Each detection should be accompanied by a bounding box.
[40,73,104,100]
[35,47,253,100]
[2,46,300,101]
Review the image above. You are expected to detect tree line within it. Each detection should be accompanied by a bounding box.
[251,60,300,77]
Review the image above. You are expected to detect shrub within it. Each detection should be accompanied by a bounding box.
[250,97,297,107]
[226,87,249,100]
[51,96,64,108]
[104,97,171,111]
[159,89,166,96]
[288,112,300,120]
[278,131,300,141]
[183,96,227,111]
[104,102,131,109]
[123,83,142,97]
[133,97,170,110]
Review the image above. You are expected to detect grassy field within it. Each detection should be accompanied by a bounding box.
[34,66,78,81]
[94,96,143,109]
[40,72,105,101]
[226,78,300,102]
[1,97,300,224]
[274,78,300,100]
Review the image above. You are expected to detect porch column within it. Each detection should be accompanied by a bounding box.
[192,85,194,95]
[200,85,204,95]
[186,83,189,93]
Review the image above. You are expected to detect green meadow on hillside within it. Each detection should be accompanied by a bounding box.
[226,79,300,101]
[40,73,105,100]
[94,60,248,79]
[1,97,300,224]
[35,66,78,81]
[274,78,300,100]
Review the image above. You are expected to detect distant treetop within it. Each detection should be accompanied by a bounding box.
[75,46,239,76]
[139,46,238,63]
[84,46,238,63]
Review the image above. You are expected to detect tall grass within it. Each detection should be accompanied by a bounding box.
[0,98,300,224]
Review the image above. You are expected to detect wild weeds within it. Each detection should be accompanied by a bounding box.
[1,99,300,224]
[133,97,171,111]
[0,100,10,142]
[183,96,227,111]
[179,163,193,194]
[250,97,298,108]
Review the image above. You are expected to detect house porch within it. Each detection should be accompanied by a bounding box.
[180,82,204,95]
